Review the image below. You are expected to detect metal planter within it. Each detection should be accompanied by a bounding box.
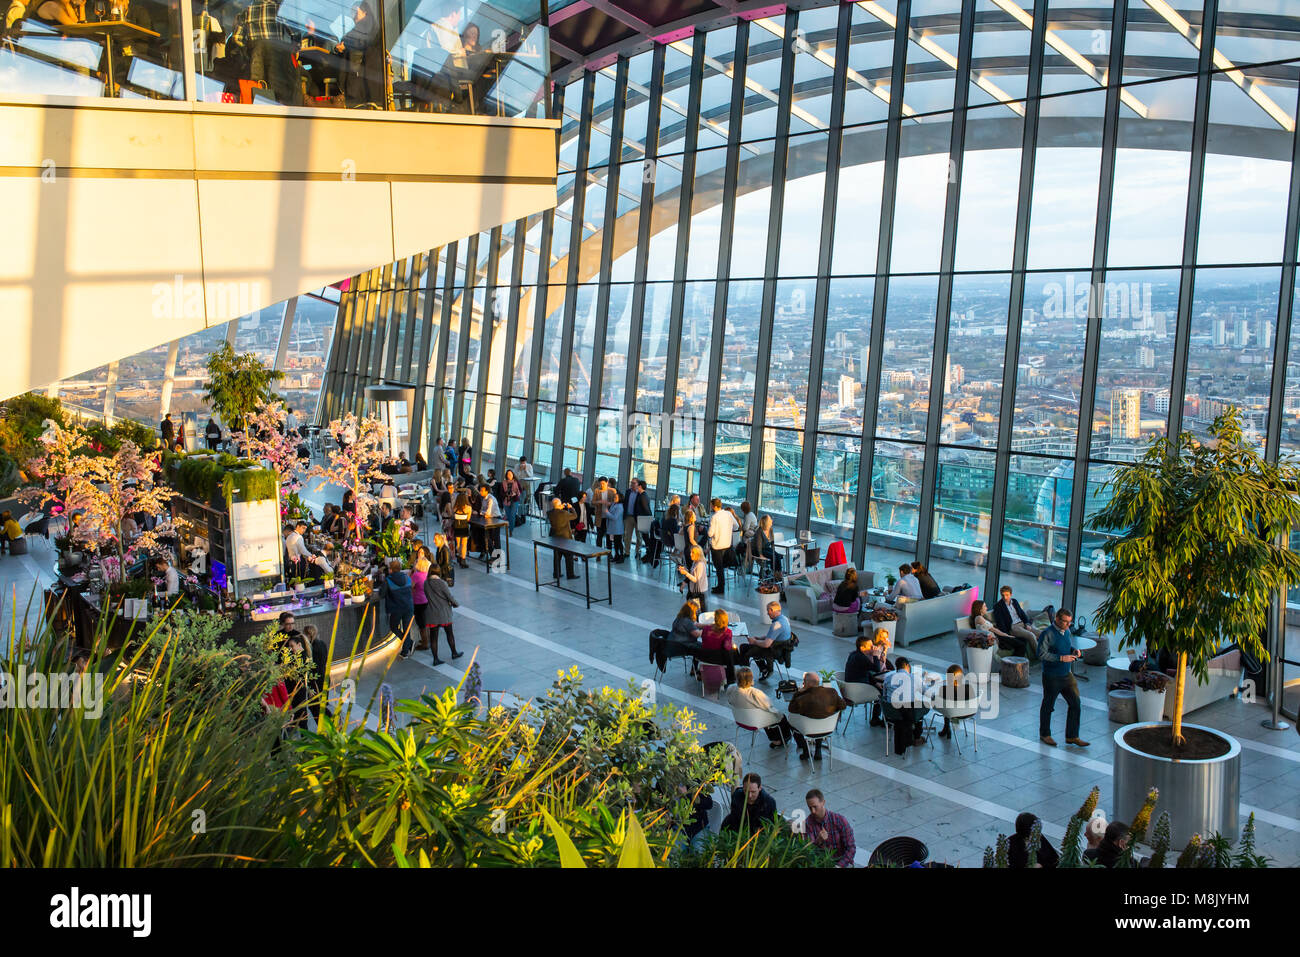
[1112,722,1241,851]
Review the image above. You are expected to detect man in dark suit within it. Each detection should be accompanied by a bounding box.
[547,498,579,580]
[788,672,845,760]
[554,467,582,505]
[992,584,1039,659]
[626,478,653,559]
[722,773,778,833]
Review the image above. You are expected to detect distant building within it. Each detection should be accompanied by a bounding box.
[1110,387,1142,440]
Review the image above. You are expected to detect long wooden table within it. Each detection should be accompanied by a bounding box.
[531,536,611,609]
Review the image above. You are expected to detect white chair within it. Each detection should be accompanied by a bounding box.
[931,697,980,754]
[786,711,841,763]
[834,672,880,735]
[731,705,785,760]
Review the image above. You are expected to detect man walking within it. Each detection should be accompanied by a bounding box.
[707,498,739,595]
[1038,608,1088,748]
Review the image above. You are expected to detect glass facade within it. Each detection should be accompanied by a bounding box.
[1,0,547,114]
[317,1,1300,624]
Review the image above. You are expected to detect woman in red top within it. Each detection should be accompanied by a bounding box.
[698,609,735,688]
[700,609,734,652]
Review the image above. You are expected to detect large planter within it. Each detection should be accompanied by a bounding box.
[1113,722,1240,850]
[756,592,777,625]
[965,643,995,679]
[1134,687,1167,723]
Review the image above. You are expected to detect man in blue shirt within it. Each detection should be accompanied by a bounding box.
[745,601,792,680]
[1037,608,1088,748]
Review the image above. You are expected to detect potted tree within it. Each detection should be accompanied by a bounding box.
[1092,409,1300,848]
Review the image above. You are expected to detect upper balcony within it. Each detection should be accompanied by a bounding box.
[0,0,558,400]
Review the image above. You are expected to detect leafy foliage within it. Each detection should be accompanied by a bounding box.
[674,825,835,869]
[1092,409,1300,745]
[203,342,284,436]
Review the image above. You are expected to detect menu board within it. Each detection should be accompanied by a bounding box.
[229,496,283,587]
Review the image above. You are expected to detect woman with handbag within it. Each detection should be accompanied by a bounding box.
[572,491,591,543]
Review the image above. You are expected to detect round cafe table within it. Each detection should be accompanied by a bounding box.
[1070,635,1097,681]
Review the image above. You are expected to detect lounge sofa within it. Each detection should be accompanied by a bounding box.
[1162,648,1246,720]
[892,587,978,647]
[783,565,874,625]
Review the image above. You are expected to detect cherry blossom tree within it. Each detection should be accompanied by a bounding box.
[307,412,387,547]
[21,423,178,571]
[231,400,302,496]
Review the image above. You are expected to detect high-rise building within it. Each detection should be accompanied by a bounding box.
[1111,388,1142,441]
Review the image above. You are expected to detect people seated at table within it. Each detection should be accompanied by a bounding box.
[969,598,1035,660]
[750,514,782,577]
[725,667,791,748]
[874,563,921,609]
[993,585,1040,658]
[743,600,792,680]
[30,0,80,26]
[787,671,845,761]
[699,608,734,661]
[881,656,927,754]
[805,788,856,868]
[1008,812,1059,868]
[832,566,862,615]
[935,664,974,739]
[671,599,702,643]
[911,561,942,599]
[843,632,876,685]
[721,772,777,833]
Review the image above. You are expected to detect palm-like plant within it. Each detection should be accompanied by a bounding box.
[1091,409,1300,748]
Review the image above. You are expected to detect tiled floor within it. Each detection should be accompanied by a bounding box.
[8,518,1300,868]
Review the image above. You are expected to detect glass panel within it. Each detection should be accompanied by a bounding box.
[1216,0,1300,65]
[657,41,694,155]
[677,281,716,422]
[767,279,815,429]
[876,275,939,441]
[1181,266,1281,448]
[998,453,1070,613]
[730,137,778,278]
[777,133,828,277]
[1122,0,1207,84]
[1089,269,1179,459]
[599,283,632,410]
[636,282,672,414]
[968,0,1032,108]
[831,127,885,275]
[864,439,924,582]
[535,285,566,401]
[890,126,950,273]
[1107,76,1196,268]
[1042,0,1113,97]
[931,447,995,585]
[282,294,340,418]
[511,286,538,396]
[787,4,839,133]
[944,274,1011,449]
[717,280,761,423]
[843,0,897,128]
[190,0,550,113]
[709,420,749,501]
[823,277,876,439]
[670,408,712,497]
[1197,73,1298,265]
[811,431,859,542]
[758,426,803,517]
[902,0,961,116]
[953,137,1024,272]
[686,146,728,280]
[565,284,597,407]
[1026,90,1105,270]
[739,17,784,143]
[1,3,183,100]
[1013,271,1089,451]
